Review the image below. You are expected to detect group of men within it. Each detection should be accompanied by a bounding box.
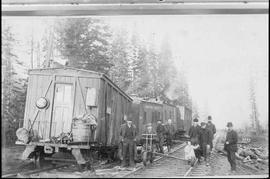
[119,114,238,173]
[188,116,238,173]
[188,115,216,166]
[119,114,176,168]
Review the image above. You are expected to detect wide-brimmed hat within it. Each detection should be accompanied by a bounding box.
[226,122,233,127]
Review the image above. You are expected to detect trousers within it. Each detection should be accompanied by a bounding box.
[194,148,201,159]
[201,144,210,162]
[210,140,214,151]
[157,135,164,153]
[227,150,236,170]
[122,139,135,167]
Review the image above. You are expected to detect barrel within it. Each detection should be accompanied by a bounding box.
[72,122,91,142]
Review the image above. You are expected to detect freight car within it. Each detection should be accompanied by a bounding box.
[177,105,192,134]
[15,67,132,166]
[15,67,192,167]
[129,97,164,135]
[128,97,186,139]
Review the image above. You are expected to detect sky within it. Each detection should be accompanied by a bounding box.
[104,15,268,129]
[3,14,268,129]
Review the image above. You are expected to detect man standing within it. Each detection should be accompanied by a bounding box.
[165,119,175,152]
[224,122,238,172]
[156,119,166,153]
[119,115,137,168]
[206,115,216,152]
[199,122,211,166]
[188,118,201,162]
[118,115,128,161]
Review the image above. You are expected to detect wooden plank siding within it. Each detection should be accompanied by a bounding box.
[23,74,54,139]
[22,68,132,148]
[130,100,163,138]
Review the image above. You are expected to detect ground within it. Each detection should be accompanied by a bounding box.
[2,131,268,178]
[1,145,33,174]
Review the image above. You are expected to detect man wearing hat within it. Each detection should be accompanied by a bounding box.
[224,122,238,172]
[206,115,216,152]
[156,120,166,153]
[199,122,211,166]
[188,118,202,161]
[119,114,137,168]
[165,119,175,152]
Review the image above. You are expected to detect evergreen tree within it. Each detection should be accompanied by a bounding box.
[56,18,112,73]
[108,29,132,91]
[2,22,27,146]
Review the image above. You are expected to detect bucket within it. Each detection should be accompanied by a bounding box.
[72,122,91,142]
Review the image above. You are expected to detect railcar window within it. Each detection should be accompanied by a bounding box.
[152,111,155,124]
[86,87,97,107]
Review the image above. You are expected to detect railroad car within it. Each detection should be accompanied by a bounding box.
[129,97,185,138]
[15,67,192,167]
[129,97,164,136]
[16,67,132,165]
[177,105,192,134]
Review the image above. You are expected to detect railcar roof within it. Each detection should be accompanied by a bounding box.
[28,67,133,102]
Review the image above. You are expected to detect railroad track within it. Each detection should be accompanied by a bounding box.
[3,143,266,178]
[118,143,265,178]
[187,150,263,177]
[115,142,193,178]
[2,163,69,178]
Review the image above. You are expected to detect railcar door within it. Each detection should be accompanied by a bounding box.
[50,83,74,137]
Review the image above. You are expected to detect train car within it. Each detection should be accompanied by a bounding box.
[162,103,178,126]
[129,97,163,136]
[129,97,183,138]
[177,105,192,134]
[15,67,132,165]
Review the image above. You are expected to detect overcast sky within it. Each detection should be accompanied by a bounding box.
[105,15,269,129]
[3,14,268,129]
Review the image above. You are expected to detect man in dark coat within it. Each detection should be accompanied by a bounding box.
[188,118,201,161]
[156,119,166,153]
[119,116,137,168]
[224,122,238,172]
[206,115,216,151]
[199,122,211,166]
[118,115,127,161]
[165,119,175,152]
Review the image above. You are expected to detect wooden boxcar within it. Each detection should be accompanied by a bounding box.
[162,103,178,125]
[129,98,184,137]
[129,97,163,136]
[177,105,192,134]
[17,67,132,158]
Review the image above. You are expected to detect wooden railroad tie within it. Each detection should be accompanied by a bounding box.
[152,152,187,161]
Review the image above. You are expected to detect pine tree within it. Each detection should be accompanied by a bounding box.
[108,29,132,91]
[2,21,27,146]
[56,18,113,73]
[249,75,260,134]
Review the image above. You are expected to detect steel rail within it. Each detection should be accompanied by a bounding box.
[118,142,188,178]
